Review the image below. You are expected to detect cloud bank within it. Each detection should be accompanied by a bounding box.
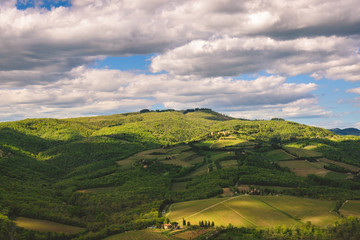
[0,0,359,122]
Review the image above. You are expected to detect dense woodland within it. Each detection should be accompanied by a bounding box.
[1,109,360,239]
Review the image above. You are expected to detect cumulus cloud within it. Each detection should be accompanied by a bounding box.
[0,0,360,85]
[347,87,360,94]
[150,36,360,80]
[0,67,327,121]
[1,0,360,121]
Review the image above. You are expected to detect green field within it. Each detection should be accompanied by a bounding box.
[76,186,116,193]
[117,145,198,168]
[171,181,188,191]
[278,160,329,177]
[168,195,340,228]
[207,151,236,161]
[14,217,84,234]
[283,146,322,158]
[210,138,249,149]
[325,172,349,180]
[104,229,179,240]
[221,160,238,168]
[319,158,360,172]
[264,149,294,162]
[340,200,360,218]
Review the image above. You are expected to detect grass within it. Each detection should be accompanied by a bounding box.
[117,146,200,168]
[210,138,249,149]
[171,181,188,191]
[221,188,234,197]
[168,195,340,228]
[104,229,179,240]
[172,228,210,240]
[325,172,349,180]
[251,195,339,226]
[318,158,360,172]
[160,159,192,167]
[340,200,360,218]
[278,160,330,177]
[76,186,116,193]
[185,164,211,177]
[264,150,294,162]
[207,151,236,161]
[283,146,322,158]
[221,160,238,168]
[14,217,84,234]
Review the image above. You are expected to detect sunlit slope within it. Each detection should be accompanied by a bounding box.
[168,195,339,227]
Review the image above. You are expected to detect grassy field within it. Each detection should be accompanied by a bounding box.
[171,181,188,191]
[283,146,322,158]
[340,200,360,218]
[278,160,329,177]
[184,164,211,177]
[221,160,238,168]
[104,229,179,240]
[221,188,234,197]
[14,217,84,234]
[117,145,199,168]
[264,150,294,162]
[210,138,249,149]
[167,195,340,228]
[76,186,116,193]
[207,151,236,161]
[325,172,349,180]
[172,229,210,240]
[319,158,360,172]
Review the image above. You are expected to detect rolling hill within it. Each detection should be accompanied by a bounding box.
[1,109,360,240]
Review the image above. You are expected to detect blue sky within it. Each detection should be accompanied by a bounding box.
[0,0,359,129]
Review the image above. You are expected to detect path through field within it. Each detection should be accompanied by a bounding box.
[173,196,241,222]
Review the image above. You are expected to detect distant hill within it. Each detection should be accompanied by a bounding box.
[329,128,360,136]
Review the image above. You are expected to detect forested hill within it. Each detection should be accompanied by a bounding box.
[0,108,332,147]
[2,109,360,240]
[329,127,360,136]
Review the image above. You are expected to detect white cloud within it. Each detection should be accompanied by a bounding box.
[0,67,326,121]
[151,36,360,81]
[1,0,360,121]
[347,87,360,94]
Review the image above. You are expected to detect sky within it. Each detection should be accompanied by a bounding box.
[0,0,360,129]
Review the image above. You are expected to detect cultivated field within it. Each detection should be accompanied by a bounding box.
[14,217,84,234]
[221,160,238,168]
[278,160,329,177]
[117,145,198,168]
[172,228,210,240]
[210,138,250,149]
[221,188,234,197]
[319,158,360,172]
[167,195,341,228]
[76,186,116,193]
[171,181,188,191]
[283,146,322,158]
[340,200,360,218]
[264,149,294,162]
[104,229,179,240]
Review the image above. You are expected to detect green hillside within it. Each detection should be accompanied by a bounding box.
[1,109,360,240]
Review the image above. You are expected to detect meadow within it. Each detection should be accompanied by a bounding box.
[14,217,84,234]
[167,195,341,228]
[103,229,178,240]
